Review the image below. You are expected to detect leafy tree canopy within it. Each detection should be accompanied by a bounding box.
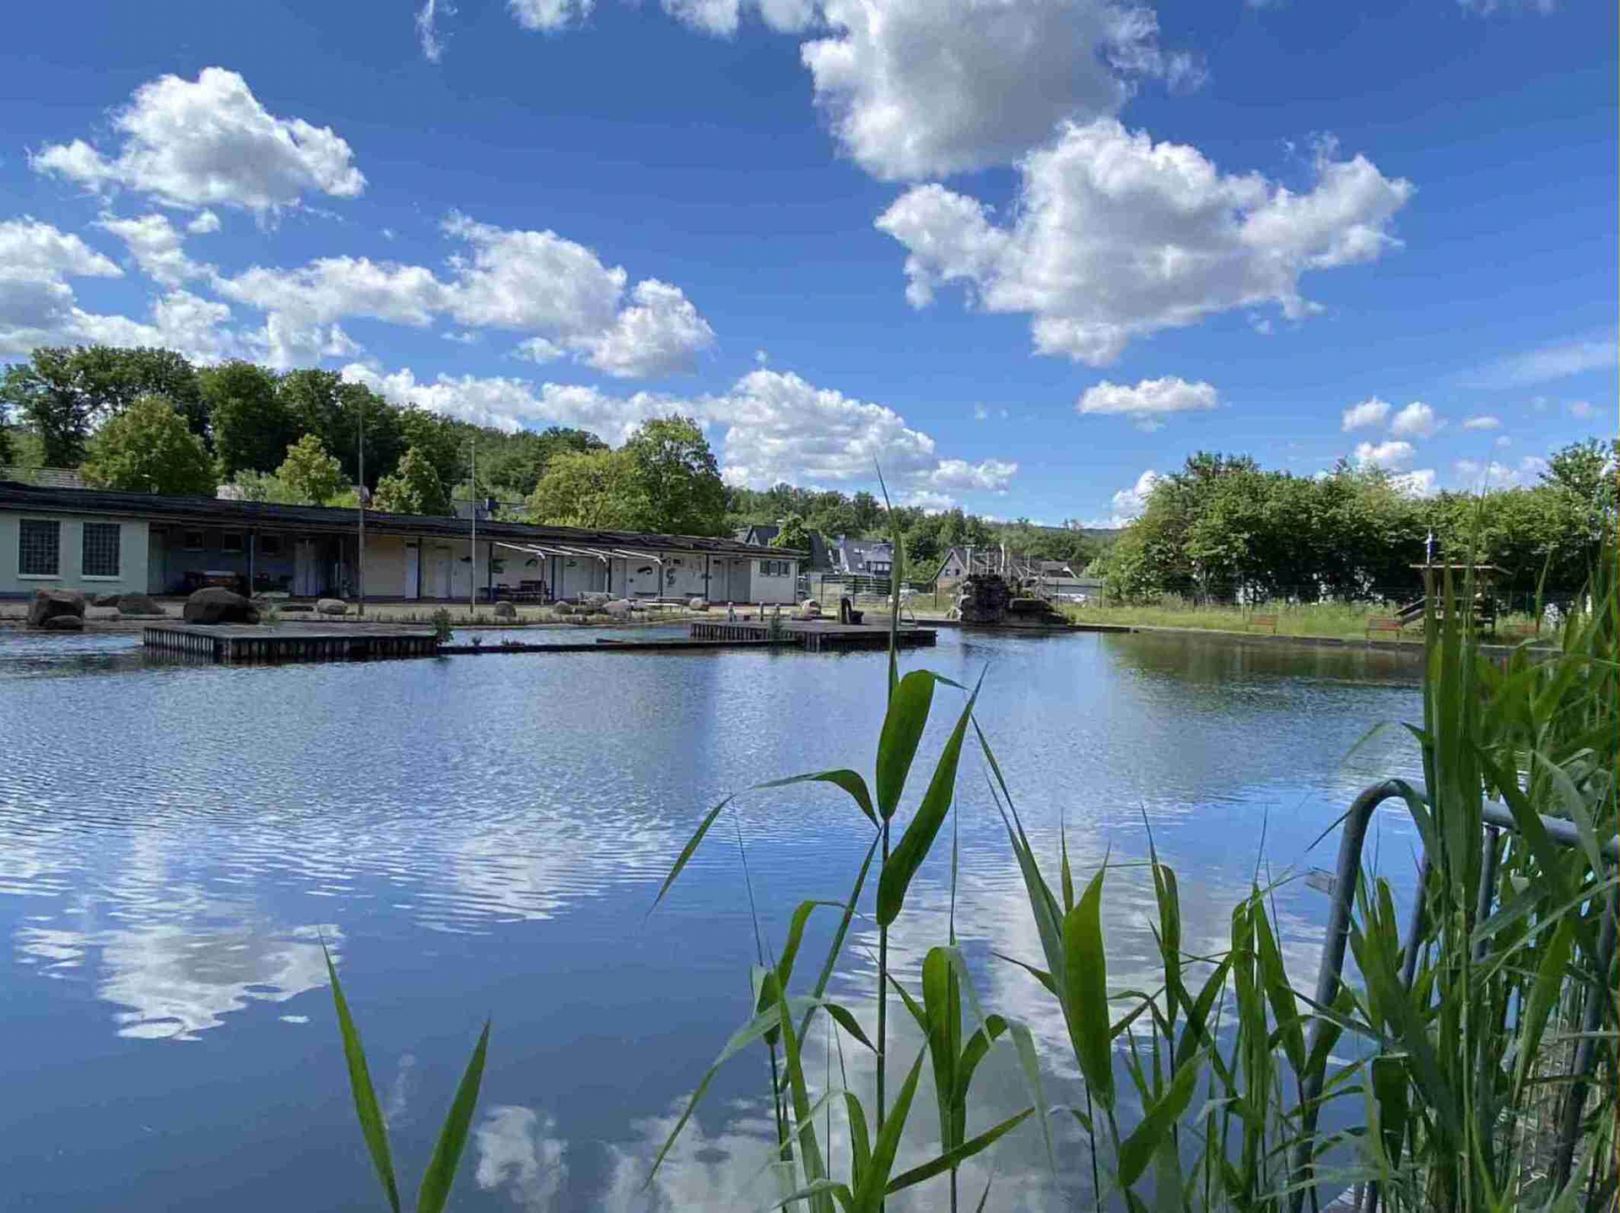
[373,446,450,516]
[275,433,348,506]
[81,394,215,496]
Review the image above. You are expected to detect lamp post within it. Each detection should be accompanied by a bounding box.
[468,435,478,615]
[356,393,366,618]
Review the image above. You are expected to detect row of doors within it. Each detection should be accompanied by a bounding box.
[402,544,453,600]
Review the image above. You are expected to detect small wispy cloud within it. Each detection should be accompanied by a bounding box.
[416,0,455,62]
[1463,333,1618,388]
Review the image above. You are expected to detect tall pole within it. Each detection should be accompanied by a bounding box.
[469,435,477,614]
[356,394,366,617]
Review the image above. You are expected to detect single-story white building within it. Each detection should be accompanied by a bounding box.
[0,481,803,605]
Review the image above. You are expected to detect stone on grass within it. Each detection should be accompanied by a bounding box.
[40,613,85,630]
[687,597,707,611]
[92,592,121,607]
[493,601,517,619]
[316,598,349,616]
[27,589,86,628]
[182,587,259,625]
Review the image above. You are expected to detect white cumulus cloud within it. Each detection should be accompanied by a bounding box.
[877,119,1411,364]
[1341,396,1390,431]
[663,0,815,35]
[96,213,211,288]
[213,215,714,375]
[32,68,365,213]
[1101,468,1161,525]
[508,0,594,31]
[1077,376,1218,430]
[1389,400,1442,438]
[345,364,1016,497]
[802,0,1197,180]
[1461,414,1501,430]
[574,279,715,378]
[341,364,671,438]
[1354,439,1415,471]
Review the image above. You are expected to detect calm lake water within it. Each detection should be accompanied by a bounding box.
[0,627,1427,1211]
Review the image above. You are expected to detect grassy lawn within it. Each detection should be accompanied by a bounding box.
[1059,599,1543,642]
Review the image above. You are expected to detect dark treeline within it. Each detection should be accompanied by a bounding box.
[723,482,1103,567]
[6,346,1601,590]
[0,345,644,518]
[1097,447,1617,605]
[0,345,1096,556]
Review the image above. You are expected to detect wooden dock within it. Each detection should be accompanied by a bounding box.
[140,617,933,665]
[689,619,936,652]
[143,623,440,663]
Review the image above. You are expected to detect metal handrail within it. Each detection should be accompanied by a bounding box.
[1290,781,1618,1213]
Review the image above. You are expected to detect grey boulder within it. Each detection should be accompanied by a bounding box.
[116,593,163,616]
[27,589,86,628]
[316,598,349,616]
[182,587,260,625]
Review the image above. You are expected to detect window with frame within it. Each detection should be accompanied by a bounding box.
[81,522,121,578]
[259,534,283,557]
[183,529,205,550]
[18,519,60,576]
[221,531,244,554]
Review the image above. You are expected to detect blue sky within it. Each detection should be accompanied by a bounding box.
[0,0,1613,523]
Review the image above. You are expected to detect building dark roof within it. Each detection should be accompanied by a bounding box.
[0,481,801,559]
[735,523,831,569]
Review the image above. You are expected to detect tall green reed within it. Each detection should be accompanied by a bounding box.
[647,544,1617,1211]
[323,946,490,1213]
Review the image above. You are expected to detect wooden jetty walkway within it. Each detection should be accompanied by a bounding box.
[689,619,936,651]
[143,617,934,664]
[143,623,439,663]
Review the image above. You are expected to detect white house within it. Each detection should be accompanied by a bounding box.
[0,481,802,605]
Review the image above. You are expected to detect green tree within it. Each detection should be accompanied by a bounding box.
[0,348,94,466]
[623,414,726,536]
[850,490,883,534]
[276,433,347,506]
[772,513,811,551]
[373,447,450,516]
[478,425,607,499]
[526,447,645,529]
[277,369,346,454]
[202,361,294,477]
[399,409,464,498]
[81,394,216,495]
[333,381,404,489]
[70,346,205,436]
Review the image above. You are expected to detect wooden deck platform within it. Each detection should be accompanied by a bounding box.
[689,619,936,651]
[140,617,934,664]
[143,623,440,663]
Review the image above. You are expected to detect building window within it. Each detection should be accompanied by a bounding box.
[259,534,283,557]
[183,529,205,550]
[18,519,60,577]
[81,522,121,578]
[759,559,791,577]
[221,531,244,554]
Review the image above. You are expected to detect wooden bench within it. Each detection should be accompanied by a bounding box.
[1365,617,1406,640]
[1248,613,1278,635]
